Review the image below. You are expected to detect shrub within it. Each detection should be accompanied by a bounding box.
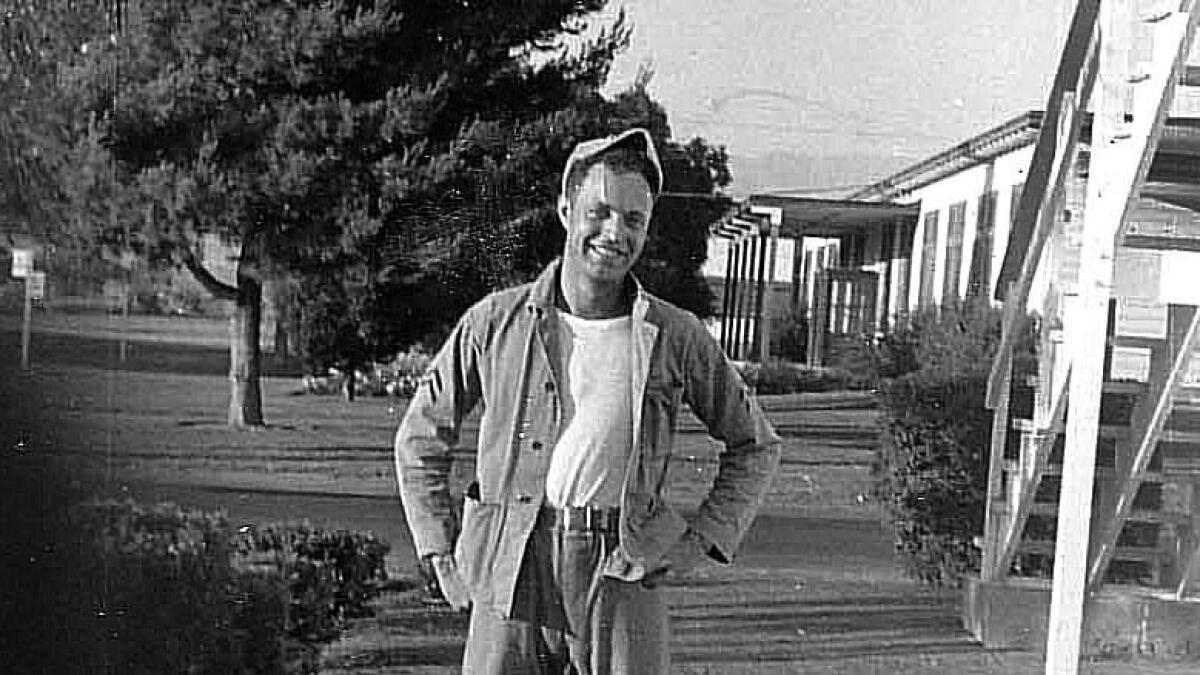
[769,309,808,363]
[234,522,390,643]
[737,359,856,394]
[874,371,993,586]
[823,328,922,390]
[872,300,1036,587]
[48,499,392,674]
[63,499,291,675]
[298,349,431,398]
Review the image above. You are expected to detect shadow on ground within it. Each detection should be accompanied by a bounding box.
[668,572,985,667]
[321,589,470,672]
[0,328,302,377]
[320,574,990,673]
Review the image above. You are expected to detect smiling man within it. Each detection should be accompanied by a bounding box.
[395,128,781,674]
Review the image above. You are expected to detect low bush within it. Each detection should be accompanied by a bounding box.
[53,499,391,674]
[872,300,1036,587]
[64,499,291,675]
[769,309,808,363]
[874,370,993,586]
[823,329,921,390]
[234,522,391,643]
[299,348,431,399]
[737,359,856,394]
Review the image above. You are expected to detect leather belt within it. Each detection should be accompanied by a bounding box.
[540,505,621,533]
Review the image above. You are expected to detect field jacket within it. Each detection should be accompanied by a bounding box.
[394,260,781,616]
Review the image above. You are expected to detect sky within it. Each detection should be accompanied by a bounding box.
[594,0,1078,196]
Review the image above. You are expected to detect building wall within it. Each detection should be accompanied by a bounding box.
[898,144,1036,312]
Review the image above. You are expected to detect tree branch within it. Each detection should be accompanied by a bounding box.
[181,249,240,300]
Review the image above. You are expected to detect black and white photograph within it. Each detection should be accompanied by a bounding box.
[5,1,1200,673]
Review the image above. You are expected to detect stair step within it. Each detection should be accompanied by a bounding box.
[1018,540,1165,564]
[1109,334,1164,351]
[1161,429,1200,444]
[1026,502,1186,524]
[1102,380,1149,395]
[1036,464,1163,480]
[1167,407,1200,432]
[1010,418,1132,439]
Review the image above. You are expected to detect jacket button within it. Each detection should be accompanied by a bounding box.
[517,494,533,504]
[531,441,543,450]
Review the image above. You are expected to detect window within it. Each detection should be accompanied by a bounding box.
[893,220,913,320]
[1010,182,1024,225]
[943,201,967,302]
[967,191,998,298]
[918,210,940,308]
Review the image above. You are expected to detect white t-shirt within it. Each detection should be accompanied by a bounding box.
[544,312,633,508]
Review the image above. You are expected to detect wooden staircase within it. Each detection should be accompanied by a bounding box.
[976,0,1200,670]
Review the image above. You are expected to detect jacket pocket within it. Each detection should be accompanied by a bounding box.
[454,495,502,601]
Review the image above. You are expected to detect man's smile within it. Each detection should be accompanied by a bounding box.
[586,240,627,262]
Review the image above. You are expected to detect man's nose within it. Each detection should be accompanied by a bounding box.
[599,211,625,235]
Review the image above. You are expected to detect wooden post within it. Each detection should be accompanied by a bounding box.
[21,271,32,370]
[982,346,1013,581]
[760,225,778,362]
[721,238,738,354]
[751,228,768,361]
[730,235,742,359]
[1048,2,1127,671]
[1046,1,1200,670]
[791,230,805,314]
[808,270,831,367]
[739,234,757,359]
[752,206,783,362]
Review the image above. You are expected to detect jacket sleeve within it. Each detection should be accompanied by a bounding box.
[394,307,484,558]
[682,320,782,563]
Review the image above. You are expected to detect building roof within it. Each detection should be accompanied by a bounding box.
[743,195,919,238]
[854,112,1200,203]
[851,108,1200,299]
[849,112,1044,202]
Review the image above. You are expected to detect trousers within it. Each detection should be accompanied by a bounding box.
[461,513,669,674]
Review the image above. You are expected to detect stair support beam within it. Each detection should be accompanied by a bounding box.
[1088,306,1200,590]
[1046,3,1200,673]
[982,347,1013,581]
[996,371,1070,580]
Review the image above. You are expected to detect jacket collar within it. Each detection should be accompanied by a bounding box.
[526,258,654,323]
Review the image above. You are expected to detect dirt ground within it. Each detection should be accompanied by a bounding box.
[1,313,1196,674]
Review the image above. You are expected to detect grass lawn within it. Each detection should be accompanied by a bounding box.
[2,320,1191,674]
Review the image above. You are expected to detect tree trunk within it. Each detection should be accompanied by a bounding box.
[228,275,265,427]
[180,247,266,427]
[342,371,356,402]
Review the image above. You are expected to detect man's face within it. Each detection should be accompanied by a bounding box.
[559,162,654,285]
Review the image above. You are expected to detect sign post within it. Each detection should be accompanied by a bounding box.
[21,272,32,370]
[11,248,33,370]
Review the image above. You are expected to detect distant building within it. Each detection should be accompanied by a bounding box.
[706,111,1200,367]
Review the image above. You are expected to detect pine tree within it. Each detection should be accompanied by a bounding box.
[55,0,626,425]
[45,1,733,423]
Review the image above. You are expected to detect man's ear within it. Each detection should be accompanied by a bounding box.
[557,194,570,230]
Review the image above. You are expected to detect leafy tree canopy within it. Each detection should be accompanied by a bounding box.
[33,0,733,419]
